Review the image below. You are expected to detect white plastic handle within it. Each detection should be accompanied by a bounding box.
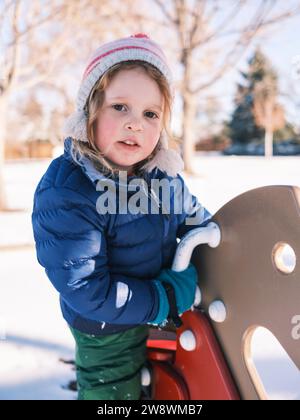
[172,222,221,310]
[172,222,221,272]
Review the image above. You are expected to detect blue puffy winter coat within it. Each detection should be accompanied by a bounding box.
[32,138,211,334]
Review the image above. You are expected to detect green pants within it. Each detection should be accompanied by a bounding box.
[69,325,149,400]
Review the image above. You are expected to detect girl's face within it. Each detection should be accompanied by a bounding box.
[94,68,164,172]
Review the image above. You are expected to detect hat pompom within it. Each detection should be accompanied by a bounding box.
[62,110,88,142]
[131,33,149,39]
[142,147,184,177]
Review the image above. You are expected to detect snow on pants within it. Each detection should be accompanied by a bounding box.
[69,325,149,400]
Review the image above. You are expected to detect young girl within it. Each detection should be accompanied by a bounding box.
[32,34,211,400]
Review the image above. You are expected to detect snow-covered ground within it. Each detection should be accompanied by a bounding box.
[0,153,299,400]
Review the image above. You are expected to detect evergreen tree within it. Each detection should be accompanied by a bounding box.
[228,48,279,145]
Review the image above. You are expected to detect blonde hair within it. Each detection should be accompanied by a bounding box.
[70,60,177,177]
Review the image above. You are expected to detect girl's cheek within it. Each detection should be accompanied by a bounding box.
[102,114,119,133]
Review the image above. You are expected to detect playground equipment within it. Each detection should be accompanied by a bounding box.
[145,185,300,400]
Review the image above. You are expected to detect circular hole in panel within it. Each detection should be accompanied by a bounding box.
[272,242,296,274]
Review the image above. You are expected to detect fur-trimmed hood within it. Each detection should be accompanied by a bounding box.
[63,135,184,179]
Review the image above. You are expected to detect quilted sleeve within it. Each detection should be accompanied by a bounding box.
[32,186,159,325]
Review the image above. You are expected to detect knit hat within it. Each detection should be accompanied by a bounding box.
[63,33,184,176]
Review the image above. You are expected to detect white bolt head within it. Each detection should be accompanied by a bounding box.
[179,330,197,351]
[208,300,227,323]
[141,367,151,386]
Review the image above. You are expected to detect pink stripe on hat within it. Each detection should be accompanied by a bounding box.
[83,45,164,79]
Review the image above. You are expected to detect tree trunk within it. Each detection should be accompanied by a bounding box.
[264,101,274,158]
[0,96,8,211]
[182,92,197,174]
[264,128,273,158]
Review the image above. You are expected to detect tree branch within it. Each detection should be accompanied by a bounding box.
[191,0,247,49]
[5,0,22,91]
[5,2,69,49]
[207,4,300,44]
[153,0,177,25]
[191,1,299,93]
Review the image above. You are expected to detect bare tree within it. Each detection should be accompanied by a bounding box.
[151,0,300,173]
[0,1,76,209]
[0,0,121,210]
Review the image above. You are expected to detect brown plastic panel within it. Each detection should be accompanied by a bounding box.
[193,185,300,399]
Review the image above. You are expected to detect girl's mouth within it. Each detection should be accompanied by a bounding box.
[117,141,140,151]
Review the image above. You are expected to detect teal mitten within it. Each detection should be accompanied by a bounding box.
[156,263,198,315]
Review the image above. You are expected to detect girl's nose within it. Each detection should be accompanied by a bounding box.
[125,119,143,131]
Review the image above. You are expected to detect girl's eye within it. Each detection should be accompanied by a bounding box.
[145,111,158,119]
[112,104,126,112]
[112,104,158,119]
